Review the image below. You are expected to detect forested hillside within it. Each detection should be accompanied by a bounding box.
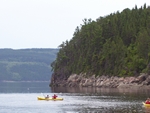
[51,4,150,82]
[0,48,58,81]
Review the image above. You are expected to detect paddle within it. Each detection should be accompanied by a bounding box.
[41,93,46,97]
[42,93,50,100]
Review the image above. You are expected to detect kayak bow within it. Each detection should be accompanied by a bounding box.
[143,102,150,107]
[37,96,63,101]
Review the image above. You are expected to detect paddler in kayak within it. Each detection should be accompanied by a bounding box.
[52,94,58,99]
[45,95,49,99]
[145,98,150,104]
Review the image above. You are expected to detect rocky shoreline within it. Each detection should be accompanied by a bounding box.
[51,73,150,89]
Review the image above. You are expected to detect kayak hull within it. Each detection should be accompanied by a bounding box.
[143,102,150,107]
[37,96,63,101]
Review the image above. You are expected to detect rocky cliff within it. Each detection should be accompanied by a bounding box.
[50,73,150,89]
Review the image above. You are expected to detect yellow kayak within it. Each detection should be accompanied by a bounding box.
[143,102,150,107]
[37,96,63,101]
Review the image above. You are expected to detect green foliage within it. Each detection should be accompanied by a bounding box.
[0,49,58,81]
[51,4,150,80]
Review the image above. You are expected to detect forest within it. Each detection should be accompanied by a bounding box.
[0,48,58,81]
[51,4,150,81]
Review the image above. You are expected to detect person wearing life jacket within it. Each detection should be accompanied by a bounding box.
[52,94,58,99]
[45,95,49,99]
[145,98,150,104]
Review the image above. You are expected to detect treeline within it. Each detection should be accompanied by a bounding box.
[0,48,58,81]
[51,4,150,80]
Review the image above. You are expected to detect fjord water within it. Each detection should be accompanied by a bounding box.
[0,82,150,113]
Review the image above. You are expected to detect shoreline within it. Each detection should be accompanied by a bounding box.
[1,80,50,82]
[51,73,150,89]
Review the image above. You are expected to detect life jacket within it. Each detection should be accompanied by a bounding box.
[52,94,57,99]
[145,100,150,104]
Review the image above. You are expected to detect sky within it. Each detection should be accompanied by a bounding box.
[0,0,150,49]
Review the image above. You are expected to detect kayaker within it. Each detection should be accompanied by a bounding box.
[145,98,150,104]
[52,94,58,99]
[45,95,49,99]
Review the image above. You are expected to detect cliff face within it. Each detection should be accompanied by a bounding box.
[50,73,150,89]
[50,5,150,88]
[51,6,150,84]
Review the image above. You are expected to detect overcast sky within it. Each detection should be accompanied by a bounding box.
[0,0,150,49]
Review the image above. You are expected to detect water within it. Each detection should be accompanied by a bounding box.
[0,82,150,113]
[0,81,51,93]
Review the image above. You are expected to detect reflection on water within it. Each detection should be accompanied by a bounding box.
[1,82,150,112]
[51,86,150,112]
[143,107,150,113]
[52,86,150,96]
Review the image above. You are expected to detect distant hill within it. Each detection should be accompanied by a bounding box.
[0,48,59,81]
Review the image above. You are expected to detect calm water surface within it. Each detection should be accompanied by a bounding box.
[0,82,150,113]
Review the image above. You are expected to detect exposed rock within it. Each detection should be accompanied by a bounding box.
[51,73,150,89]
[136,73,147,83]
